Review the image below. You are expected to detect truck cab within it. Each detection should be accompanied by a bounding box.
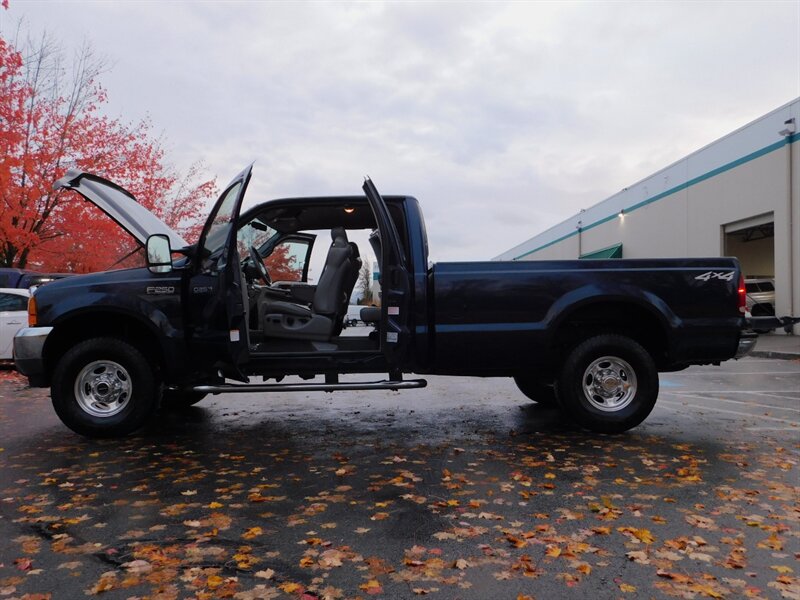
[15,168,426,437]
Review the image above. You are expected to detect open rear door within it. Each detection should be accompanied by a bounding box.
[186,166,253,381]
[362,178,411,372]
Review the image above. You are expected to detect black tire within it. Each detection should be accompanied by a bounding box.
[51,337,160,438]
[557,334,658,434]
[162,389,207,408]
[513,375,559,406]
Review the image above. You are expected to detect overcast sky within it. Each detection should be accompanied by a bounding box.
[2,1,798,262]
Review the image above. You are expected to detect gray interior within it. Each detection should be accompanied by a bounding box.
[260,227,360,341]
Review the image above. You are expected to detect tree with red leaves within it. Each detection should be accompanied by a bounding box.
[0,31,216,273]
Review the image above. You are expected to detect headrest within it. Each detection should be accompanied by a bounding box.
[331,227,348,243]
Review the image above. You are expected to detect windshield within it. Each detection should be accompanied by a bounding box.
[238,219,279,253]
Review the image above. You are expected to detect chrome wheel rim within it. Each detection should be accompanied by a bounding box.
[581,355,637,412]
[74,360,131,418]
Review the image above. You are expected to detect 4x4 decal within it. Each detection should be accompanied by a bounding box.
[694,271,735,282]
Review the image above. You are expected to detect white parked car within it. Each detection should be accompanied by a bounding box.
[0,288,29,360]
[342,304,364,327]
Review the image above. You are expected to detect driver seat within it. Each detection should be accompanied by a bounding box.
[261,227,354,341]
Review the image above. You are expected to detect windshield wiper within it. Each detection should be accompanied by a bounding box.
[108,245,143,270]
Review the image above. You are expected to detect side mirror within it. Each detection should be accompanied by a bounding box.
[146,234,173,274]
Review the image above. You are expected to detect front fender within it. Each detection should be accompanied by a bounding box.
[35,272,187,382]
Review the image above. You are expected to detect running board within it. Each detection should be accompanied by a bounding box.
[193,378,427,394]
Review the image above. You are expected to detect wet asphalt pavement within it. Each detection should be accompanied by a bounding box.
[0,356,798,600]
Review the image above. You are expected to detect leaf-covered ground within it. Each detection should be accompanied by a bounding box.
[0,368,798,599]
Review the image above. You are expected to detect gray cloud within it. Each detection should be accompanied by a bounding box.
[2,1,797,260]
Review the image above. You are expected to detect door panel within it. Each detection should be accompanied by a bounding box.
[186,166,253,380]
[0,292,27,359]
[0,315,13,358]
[362,179,411,369]
[0,313,25,359]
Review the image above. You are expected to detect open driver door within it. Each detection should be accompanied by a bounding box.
[186,165,253,381]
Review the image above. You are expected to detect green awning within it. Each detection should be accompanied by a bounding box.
[580,243,623,259]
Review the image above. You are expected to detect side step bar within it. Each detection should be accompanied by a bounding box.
[193,378,428,394]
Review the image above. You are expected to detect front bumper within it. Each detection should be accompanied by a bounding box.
[734,332,758,359]
[13,327,53,386]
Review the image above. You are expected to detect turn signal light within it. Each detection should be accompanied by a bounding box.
[28,295,37,326]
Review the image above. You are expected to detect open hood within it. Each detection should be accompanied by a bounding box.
[54,169,189,249]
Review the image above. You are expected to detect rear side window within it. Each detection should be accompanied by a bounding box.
[0,293,27,311]
[746,281,774,293]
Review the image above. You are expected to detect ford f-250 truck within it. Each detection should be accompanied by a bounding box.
[14,166,770,437]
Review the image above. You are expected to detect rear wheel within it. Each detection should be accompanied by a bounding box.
[557,334,658,433]
[513,375,558,406]
[51,338,160,437]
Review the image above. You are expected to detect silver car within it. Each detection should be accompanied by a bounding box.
[745,278,775,316]
[745,278,776,333]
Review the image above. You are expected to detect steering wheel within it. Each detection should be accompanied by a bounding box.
[249,246,272,286]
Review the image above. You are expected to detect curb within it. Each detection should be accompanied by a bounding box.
[750,350,800,361]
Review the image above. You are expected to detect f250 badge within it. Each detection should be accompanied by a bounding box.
[694,271,734,282]
[146,286,176,295]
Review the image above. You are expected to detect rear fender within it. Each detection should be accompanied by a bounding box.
[544,284,677,357]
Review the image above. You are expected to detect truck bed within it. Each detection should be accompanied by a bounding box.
[428,257,743,375]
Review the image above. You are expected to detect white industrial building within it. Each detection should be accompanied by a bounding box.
[495,98,799,334]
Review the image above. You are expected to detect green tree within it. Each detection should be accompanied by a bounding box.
[358,257,373,304]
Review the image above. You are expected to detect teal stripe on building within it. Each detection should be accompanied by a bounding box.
[513,133,798,261]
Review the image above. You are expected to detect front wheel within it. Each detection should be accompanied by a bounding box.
[557,334,658,434]
[51,338,160,437]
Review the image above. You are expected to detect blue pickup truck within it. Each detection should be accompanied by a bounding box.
[14,166,762,437]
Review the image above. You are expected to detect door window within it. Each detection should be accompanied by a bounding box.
[266,240,310,283]
[199,182,243,273]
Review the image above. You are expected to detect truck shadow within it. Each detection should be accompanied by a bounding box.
[143,394,578,442]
